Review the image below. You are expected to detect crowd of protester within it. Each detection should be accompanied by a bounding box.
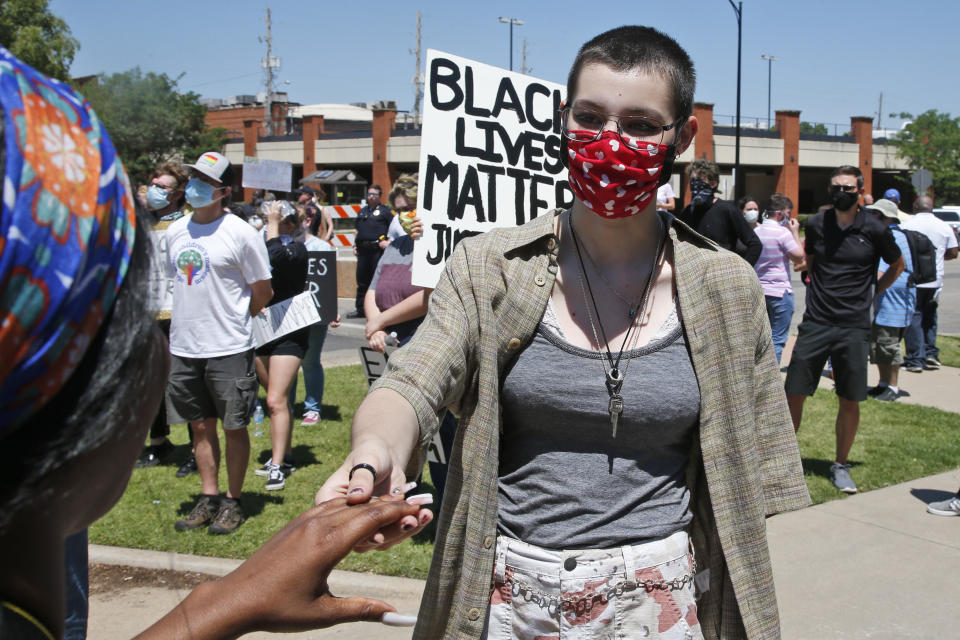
[3,22,960,640]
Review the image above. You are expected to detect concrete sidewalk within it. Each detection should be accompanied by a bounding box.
[90,468,960,639]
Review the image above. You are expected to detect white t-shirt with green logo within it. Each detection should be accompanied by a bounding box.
[164,213,272,358]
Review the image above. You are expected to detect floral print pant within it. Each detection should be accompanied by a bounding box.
[484,531,702,640]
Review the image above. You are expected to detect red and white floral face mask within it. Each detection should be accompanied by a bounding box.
[566,131,667,219]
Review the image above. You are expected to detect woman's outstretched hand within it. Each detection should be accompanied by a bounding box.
[135,497,431,639]
[315,442,432,552]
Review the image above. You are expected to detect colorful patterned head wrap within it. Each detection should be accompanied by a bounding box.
[0,47,137,434]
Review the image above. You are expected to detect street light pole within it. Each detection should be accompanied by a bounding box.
[728,0,743,201]
[761,54,778,129]
[498,17,524,71]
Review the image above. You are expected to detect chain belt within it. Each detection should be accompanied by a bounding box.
[493,554,696,617]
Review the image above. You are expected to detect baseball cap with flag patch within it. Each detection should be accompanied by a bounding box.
[183,151,232,184]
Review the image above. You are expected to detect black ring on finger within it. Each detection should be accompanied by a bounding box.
[348,463,377,483]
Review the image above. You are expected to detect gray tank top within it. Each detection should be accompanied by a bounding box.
[497,313,701,550]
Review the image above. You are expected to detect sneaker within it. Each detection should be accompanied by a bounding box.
[175,454,198,478]
[174,495,221,531]
[265,464,286,490]
[135,440,175,468]
[255,458,295,477]
[830,463,858,494]
[208,498,245,534]
[346,309,365,319]
[873,387,899,402]
[926,495,960,517]
[254,458,274,477]
[924,357,942,369]
[301,410,321,426]
[866,384,887,397]
[903,365,924,373]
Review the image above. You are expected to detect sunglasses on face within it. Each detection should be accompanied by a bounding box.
[829,184,859,194]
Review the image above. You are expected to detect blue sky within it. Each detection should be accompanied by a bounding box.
[53,0,958,131]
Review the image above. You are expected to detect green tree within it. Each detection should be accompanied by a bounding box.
[0,0,79,80]
[891,110,960,203]
[82,68,226,184]
[799,121,828,135]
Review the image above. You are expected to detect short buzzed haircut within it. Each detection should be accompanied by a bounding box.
[830,165,864,189]
[767,193,793,212]
[914,195,934,213]
[565,26,696,124]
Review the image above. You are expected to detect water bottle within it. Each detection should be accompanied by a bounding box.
[253,403,264,436]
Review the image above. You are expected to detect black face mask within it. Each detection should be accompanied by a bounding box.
[689,178,715,207]
[830,189,859,212]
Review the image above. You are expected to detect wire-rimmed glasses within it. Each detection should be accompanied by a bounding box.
[560,106,682,149]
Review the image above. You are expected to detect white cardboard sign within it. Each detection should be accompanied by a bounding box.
[242,157,293,193]
[411,50,570,287]
[252,291,321,348]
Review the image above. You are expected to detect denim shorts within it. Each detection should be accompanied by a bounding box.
[166,350,258,430]
[484,531,701,640]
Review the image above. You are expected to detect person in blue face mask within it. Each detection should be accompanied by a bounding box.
[165,151,275,535]
[144,162,188,223]
[136,162,194,472]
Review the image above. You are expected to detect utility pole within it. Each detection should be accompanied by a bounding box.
[761,54,778,129]
[877,92,883,131]
[728,0,743,201]
[413,11,423,126]
[498,17,524,71]
[263,8,273,136]
[522,38,530,75]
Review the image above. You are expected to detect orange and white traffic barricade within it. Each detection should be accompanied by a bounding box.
[323,205,362,247]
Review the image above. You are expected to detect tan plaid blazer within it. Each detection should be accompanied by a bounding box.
[374,209,810,639]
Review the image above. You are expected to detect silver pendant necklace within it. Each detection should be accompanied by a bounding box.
[567,212,665,437]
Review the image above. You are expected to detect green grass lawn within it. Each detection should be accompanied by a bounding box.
[936,334,960,368]
[90,365,437,578]
[92,363,960,578]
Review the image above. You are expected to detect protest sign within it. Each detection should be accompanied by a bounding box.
[305,251,337,321]
[146,221,174,319]
[252,291,321,348]
[412,50,571,287]
[242,157,293,193]
[359,345,446,464]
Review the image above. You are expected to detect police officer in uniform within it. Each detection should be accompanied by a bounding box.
[348,184,393,318]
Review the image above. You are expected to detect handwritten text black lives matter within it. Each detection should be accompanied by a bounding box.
[422,56,573,265]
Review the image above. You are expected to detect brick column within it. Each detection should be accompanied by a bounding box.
[692,102,715,161]
[851,116,874,199]
[775,110,800,215]
[302,115,321,177]
[271,102,287,136]
[242,119,258,202]
[371,106,396,194]
[685,102,715,206]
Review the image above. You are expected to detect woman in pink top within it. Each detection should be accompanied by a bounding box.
[753,194,805,363]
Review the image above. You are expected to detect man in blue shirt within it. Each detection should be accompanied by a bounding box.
[866,199,915,402]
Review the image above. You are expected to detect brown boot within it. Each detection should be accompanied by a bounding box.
[208,497,245,535]
[174,495,221,531]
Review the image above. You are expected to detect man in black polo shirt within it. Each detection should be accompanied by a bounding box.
[785,165,904,494]
[347,184,393,318]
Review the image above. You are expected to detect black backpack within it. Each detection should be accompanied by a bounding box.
[900,228,937,286]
